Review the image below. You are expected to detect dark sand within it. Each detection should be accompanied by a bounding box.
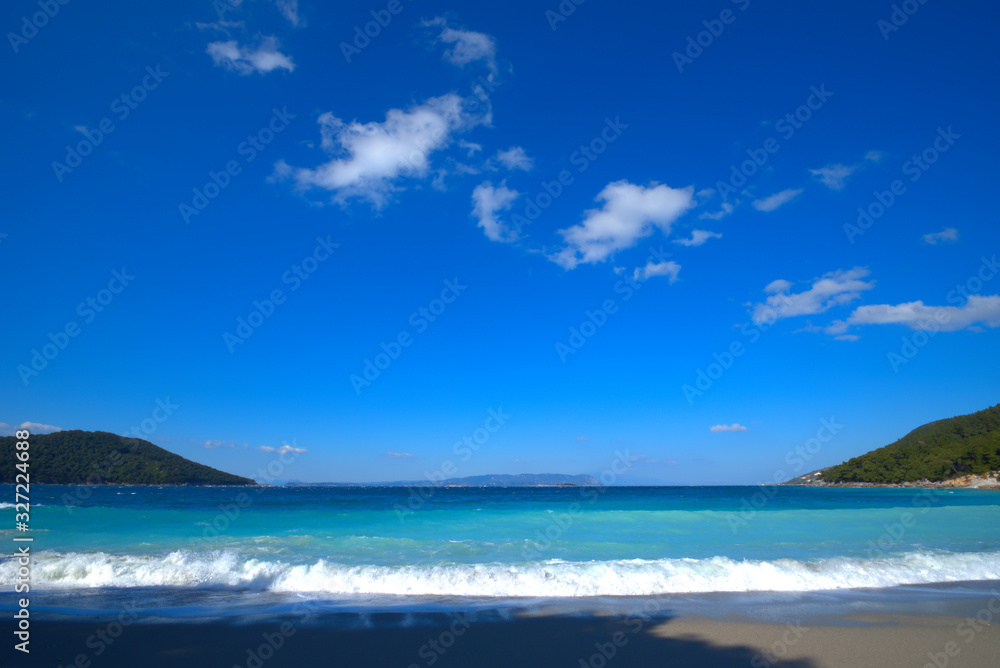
[19,607,1000,668]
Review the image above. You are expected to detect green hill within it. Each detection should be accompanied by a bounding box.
[821,404,1000,484]
[1,430,256,485]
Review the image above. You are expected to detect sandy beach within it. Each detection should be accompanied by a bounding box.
[25,602,1000,668]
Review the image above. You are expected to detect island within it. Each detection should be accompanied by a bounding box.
[0,430,256,486]
[287,473,601,487]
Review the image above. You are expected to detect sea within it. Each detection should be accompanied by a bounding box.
[3,484,1000,623]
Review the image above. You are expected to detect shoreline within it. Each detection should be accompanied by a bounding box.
[782,470,1000,489]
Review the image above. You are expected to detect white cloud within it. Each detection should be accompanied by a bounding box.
[494,146,533,171]
[551,181,694,269]
[834,334,860,342]
[207,37,295,75]
[458,139,482,156]
[764,279,793,294]
[278,94,487,207]
[274,0,301,26]
[751,267,874,325]
[699,202,734,220]
[575,437,591,442]
[381,451,421,459]
[472,181,520,242]
[425,18,497,72]
[259,444,308,454]
[832,295,1000,333]
[752,188,803,212]
[922,227,958,244]
[0,421,62,436]
[633,260,681,283]
[710,423,748,433]
[809,164,856,190]
[204,439,237,449]
[810,152,881,190]
[673,229,722,247]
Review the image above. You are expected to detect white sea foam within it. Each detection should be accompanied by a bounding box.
[3,550,1000,596]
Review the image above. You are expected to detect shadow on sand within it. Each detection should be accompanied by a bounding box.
[27,611,818,668]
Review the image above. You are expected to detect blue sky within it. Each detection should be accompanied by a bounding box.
[2,0,998,484]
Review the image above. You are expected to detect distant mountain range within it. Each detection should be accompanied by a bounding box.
[0,430,256,486]
[788,403,1000,485]
[287,473,601,487]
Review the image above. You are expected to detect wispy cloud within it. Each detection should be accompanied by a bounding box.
[753,188,803,212]
[274,0,301,26]
[922,227,958,244]
[698,202,734,220]
[424,18,497,73]
[710,423,748,433]
[751,267,874,325]
[204,439,238,449]
[633,259,681,283]
[673,229,722,247]
[575,436,591,442]
[809,151,881,190]
[259,444,308,454]
[207,37,295,75]
[380,451,421,459]
[494,146,533,171]
[472,181,520,242]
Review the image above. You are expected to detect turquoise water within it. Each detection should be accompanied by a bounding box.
[3,485,1000,611]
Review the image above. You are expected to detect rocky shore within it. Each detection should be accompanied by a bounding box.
[784,470,1000,489]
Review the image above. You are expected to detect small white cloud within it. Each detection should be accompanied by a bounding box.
[0,421,63,436]
[381,451,421,459]
[494,146,533,171]
[922,227,958,244]
[698,202,734,220]
[710,423,748,433]
[279,94,487,207]
[834,334,860,342]
[204,439,237,449]
[751,267,874,325]
[834,295,1000,333]
[471,181,520,242]
[810,164,855,190]
[425,18,497,73]
[633,260,681,283]
[274,0,301,26]
[258,444,307,454]
[753,188,803,212]
[551,180,694,269]
[764,279,793,294]
[458,139,482,156]
[673,229,722,247]
[207,37,295,75]
[810,152,880,190]
[575,437,591,442]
